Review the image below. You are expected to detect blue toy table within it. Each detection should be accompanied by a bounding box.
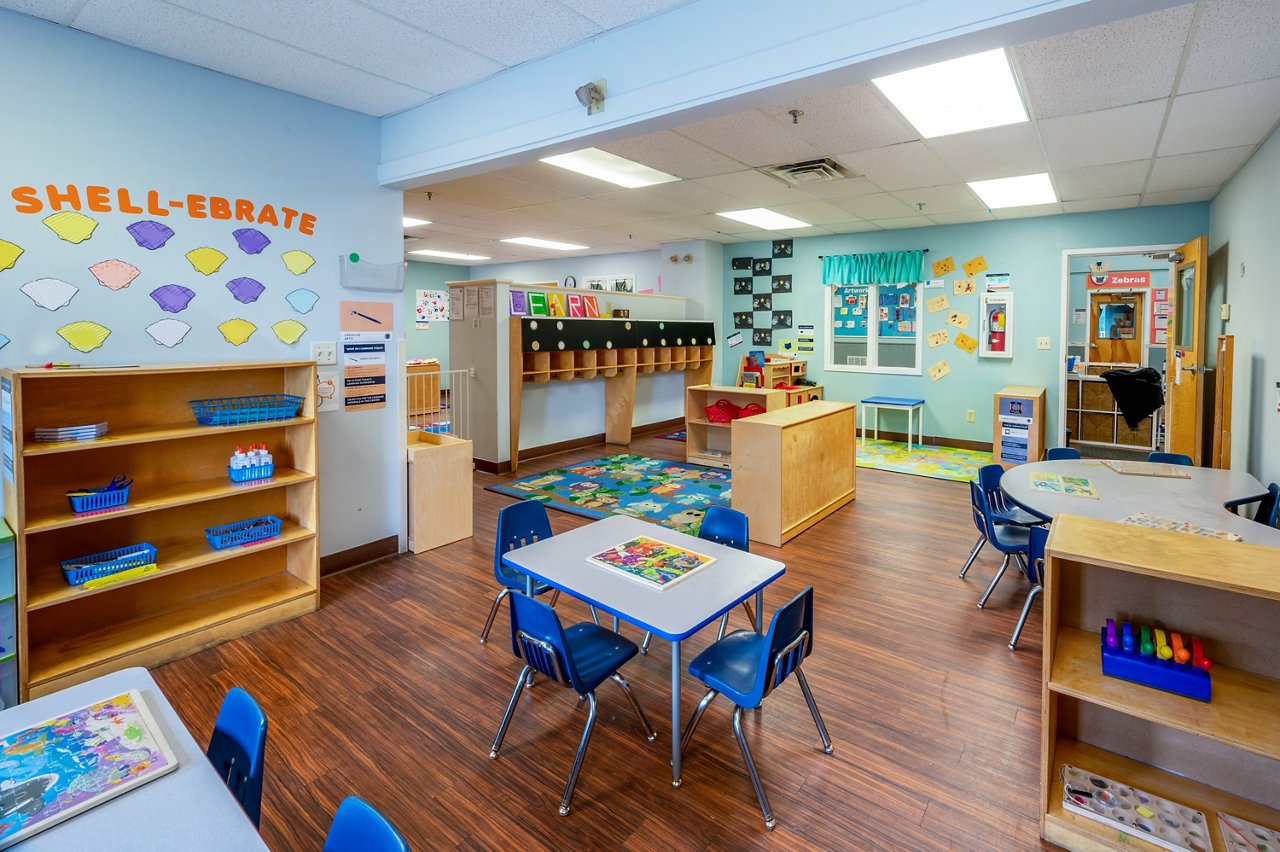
[859,396,925,451]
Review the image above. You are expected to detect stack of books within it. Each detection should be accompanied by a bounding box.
[33,421,108,443]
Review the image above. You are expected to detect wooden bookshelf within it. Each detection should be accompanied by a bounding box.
[1040,515,1280,851]
[1,361,319,700]
[684,385,786,470]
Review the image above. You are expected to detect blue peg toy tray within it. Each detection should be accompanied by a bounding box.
[1099,627,1211,702]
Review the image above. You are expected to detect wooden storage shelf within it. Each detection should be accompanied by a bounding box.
[685,385,787,471]
[22,417,315,457]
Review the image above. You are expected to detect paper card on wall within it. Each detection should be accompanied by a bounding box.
[962,255,988,277]
[340,300,393,332]
[316,367,340,414]
[925,278,945,289]
[583,295,600,318]
[1154,329,1168,345]
[567,293,584,317]
[931,256,955,277]
[952,278,976,296]
[527,291,548,316]
[547,292,567,317]
[927,359,950,381]
[878,307,889,321]
[953,332,978,355]
[839,307,849,316]
[984,272,1010,289]
[509,290,527,316]
[1154,315,1169,330]
[479,285,496,317]
[449,287,464,321]
[834,320,844,329]
[464,287,479,319]
[925,294,950,313]
[947,310,971,330]
[1154,302,1171,316]
[1072,307,1087,325]
[778,338,796,353]
[415,289,449,322]
[927,329,950,347]
[1152,288,1169,302]
[727,331,743,348]
[415,322,428,331]
[897,321,914,333]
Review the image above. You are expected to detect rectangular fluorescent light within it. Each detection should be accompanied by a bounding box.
[403,216,431,227]
[408,249,490,260]
[873,48,1027,138]
[501,237,588,251]
[967,173,1057,208]
[540,148,679,188]
[717,208,810,230]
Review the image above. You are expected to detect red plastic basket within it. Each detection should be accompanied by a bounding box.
[705,399,740,422]
[739,403,767,418]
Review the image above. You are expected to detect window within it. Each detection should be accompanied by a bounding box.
[826,282,922,374]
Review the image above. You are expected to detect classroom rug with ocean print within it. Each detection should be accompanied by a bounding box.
[487,453,730,534]
[856,438,991,482]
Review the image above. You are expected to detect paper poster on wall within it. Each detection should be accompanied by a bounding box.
[925,294,949,313]
[449,287,464,321]
[733,312,752,329]
[479,285,496,318]
[925,278,945,289]
[527,292,548,316]
[547,292,567,317]
[509,290,527,316]
[464,287,479,319]
[415,289,449,322]
[953,332,978,355]
[341,300,393,333]
[727,331,743,348]
[984,272,1010,289]
[583,295,600,318]
[931,256,955,277]
[752,328,772,346]
[316,367,340,414]
[1154,329,1168,345]
[1072,307,1087,325]
[567,293,584,317]
[927,329,950,347]
[952,279,976,295]
[962,255,988,277]
[342,342,386,410]
[797,324,814,352]
[927,359,951,381]
[947,310,971,330]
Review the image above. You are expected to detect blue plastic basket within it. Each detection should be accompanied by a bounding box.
[189,394,304,426]
[229,463,274,483]
[205,515,282,550]
[61,543,157,586]
[67,485,131,513]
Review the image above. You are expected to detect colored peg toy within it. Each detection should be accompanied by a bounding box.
[1100,618,1211,702]
[1154,629,1173,660]
[1170,633,1190,664]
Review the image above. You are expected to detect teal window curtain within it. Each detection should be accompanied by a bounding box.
[822,250,924,285]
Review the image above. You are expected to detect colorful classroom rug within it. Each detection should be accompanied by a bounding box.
[856,438,992,482]
[656,429,687,441]
[487,453,729,534]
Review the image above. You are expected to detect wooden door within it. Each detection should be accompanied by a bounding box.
[1211,334,1233,469]
[1088,291,1143,364]
[1164,236,1208,463]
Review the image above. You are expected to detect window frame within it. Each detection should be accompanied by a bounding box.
[824,281,924,376]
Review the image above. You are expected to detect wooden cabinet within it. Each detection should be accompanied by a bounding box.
[1065,374,1157,451]
[0,362,318,701]
[406,431,473,553]
[1040,516,1280,851]
[731,401,856,547]
[994,385,1046,466]
[684,385,786,470]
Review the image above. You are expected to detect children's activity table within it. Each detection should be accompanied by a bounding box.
[859,396,925,451]
[501,514,786,787]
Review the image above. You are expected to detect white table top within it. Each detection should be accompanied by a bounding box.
[4,667,267,851]
[501,515,785,641]
[1001,460,1280,546]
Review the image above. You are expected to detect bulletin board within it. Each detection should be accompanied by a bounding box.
[832,285,869,337]
[878,284,916,337]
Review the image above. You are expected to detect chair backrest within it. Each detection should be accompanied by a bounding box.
[1148,452,1193,466]
[968,481,987,536]
[1045,447,1081,461]
[1254,483,1280,528]
[206,687,267,827]
[494,500,553,587]
[1027,524,1050,585]
[746,586,816,707]
[697,505,749,551]
[969,479,1002,543]
[977,463,1010,513]
[323,796,410,852]
[508,591,580,692]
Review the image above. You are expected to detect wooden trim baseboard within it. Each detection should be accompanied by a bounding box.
[320,535,399,577]
[862,429,993,453]
[475,416,690,475]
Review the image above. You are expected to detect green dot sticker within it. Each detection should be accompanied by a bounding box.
[583,340,590,349]
[348,252,360,262]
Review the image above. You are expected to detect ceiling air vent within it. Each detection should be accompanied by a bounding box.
[760,158,850,186]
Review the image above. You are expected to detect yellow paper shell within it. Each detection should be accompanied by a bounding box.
[271,319,307,345]
[281,249,315,275]
[217,318,257,345]
[0,238,23,272]
[57,320,111,352]
[186,246,229,275]
[43,211,99,244]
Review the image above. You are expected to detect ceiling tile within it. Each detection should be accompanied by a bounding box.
[1140,186,1217,206]
[767,200,865,226]
[991,202,1063,220]
[1055,160,1151,200]
[825,221,884,234]
[584,188,695,219]
[759,82,918,154]
[925,123,1045,182]
[927,211,996,225]
[601,130,747,179]
[870,215,934,231]
[838,142,955,191]
[793,175,882,201]
[72,0,433,115]
[1146,146,1253,193]
[694,170,807,206]
[1039,100,1166,170]
[0,0,77,22]
[891,184,985,215]
[675,110,825,168]
[1160,78,1280,155]
[500,162,630,198]
[832,192,917,220]
[1013,4,1195,118]
[1062,196,1140,213]
[537,196,645,226]
[1179,0,1280,93]
[555,0,691,29]
[638,178,748,212]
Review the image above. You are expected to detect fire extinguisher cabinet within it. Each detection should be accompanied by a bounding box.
[979,291,1013,359]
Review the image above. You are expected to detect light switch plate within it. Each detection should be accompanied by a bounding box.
[1219,304,1231,320]
[311,341,337,365]
[1037,336,1051,350]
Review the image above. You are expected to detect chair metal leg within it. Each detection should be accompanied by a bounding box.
[959,535,985,578]
[479,588,511,644]
[794,669,833,754]
[716,599,757,639]
[679,688,718,756]
[640,631,652,655]
[1008,585,1043,651]
[549,589,560,607]
[489,664,532,759]
[611,673,656,742]
[559,692,598,816]
[977,554,1011,609]
[733,705,775,830]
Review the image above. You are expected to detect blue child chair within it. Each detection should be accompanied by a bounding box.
[978,463,1047,528]
[323,796,409,852]
[969,483,1031,609]
[480,500,563,643]
[1225,483,1280,528]
[679,586,832,830]
[488,591,655,817]
[1045,447,1081,461]
[206,687,267,828]
[1009,524,1050,651]
[1148,451,1193,466]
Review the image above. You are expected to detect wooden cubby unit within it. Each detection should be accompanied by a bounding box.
[1040,515,1280,851]
[0,361,319,701]
[684,385,786,470]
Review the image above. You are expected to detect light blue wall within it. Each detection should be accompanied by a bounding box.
[403,260,454,368]
[0,10,403,554]
[719,204,1209,446]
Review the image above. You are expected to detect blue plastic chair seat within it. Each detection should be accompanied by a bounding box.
[498,572,554,595]
[990,523,1030,550]
[688,630,770,707]
[561,622,641,693]
[993,506,1045,527]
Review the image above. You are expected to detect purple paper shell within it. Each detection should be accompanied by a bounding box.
[150,284,196,313]
[127,220,175,250]
[225,277,265,304]
[232,228,271,255]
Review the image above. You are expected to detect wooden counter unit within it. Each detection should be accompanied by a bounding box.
[731,400,856,546]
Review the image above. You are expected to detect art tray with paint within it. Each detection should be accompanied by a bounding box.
[189,394,304,426]
[1061,765,1209,852]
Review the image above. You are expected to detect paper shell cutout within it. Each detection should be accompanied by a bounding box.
[285,288,319,314]
[218,318,257,345]
[233,228,271,255]
[43,211,98,244]
[127,220,175,250]
[271,319,307,345]
[57,321,111,353]
[281,249,315,275]
[186,247,228,275]
[0,334,9,350]
[225,277,265,304]
[145,319,192,348]
[150,284,196,313]
[21,278,79,311]
[0,238,23,272]
[89,259,141,291]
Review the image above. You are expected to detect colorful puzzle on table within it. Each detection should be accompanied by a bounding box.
[1121,513,1242,542]
[1100,617,1212,701]
[1061,765,1209,852]
[588,536,716,589]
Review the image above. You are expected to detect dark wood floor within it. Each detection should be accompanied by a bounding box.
[154,433,1054,851]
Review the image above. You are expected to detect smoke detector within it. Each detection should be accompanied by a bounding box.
[759,158,851,186]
